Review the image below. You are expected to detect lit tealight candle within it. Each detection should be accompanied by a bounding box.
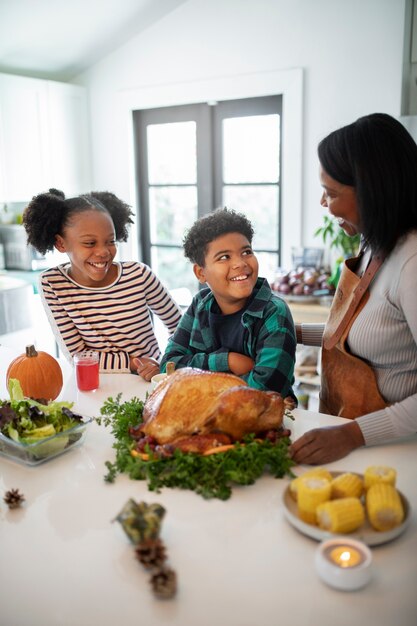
[328,545,364,568]
[315,538,372,591]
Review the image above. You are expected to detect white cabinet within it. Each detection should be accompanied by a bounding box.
[0,73,91,202]
[0,74,49,202]
[45,81,91,196]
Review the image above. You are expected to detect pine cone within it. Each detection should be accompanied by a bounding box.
[4,488,25,509]
[135,538,167,569]
[150,566,177,598]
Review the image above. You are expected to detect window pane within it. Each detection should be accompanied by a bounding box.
[151,246,196,293]
[151,248,277,295]
[147,121,197,184]
[223,184,279,250]
[223,115,280,183]
[149,186,197,245]
[256,251,279,284]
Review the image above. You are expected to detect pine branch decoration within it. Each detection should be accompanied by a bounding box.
[115,498,178,599]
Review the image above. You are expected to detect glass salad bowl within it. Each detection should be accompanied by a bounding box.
[0,417,92,466]
[0,378,93,466]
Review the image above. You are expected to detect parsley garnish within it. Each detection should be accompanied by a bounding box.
[96,393,295,500]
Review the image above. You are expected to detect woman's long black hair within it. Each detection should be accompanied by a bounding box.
[318,113,417,256]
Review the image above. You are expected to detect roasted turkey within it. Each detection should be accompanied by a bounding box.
[139,368,293,452]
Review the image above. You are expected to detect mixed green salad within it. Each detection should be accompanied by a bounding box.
[0,379,85,458]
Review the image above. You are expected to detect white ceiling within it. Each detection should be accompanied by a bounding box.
[0,0,187,81]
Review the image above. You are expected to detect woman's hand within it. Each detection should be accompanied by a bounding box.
[289,421,365,465]
[228,352,255,376]
[131,356,160,382]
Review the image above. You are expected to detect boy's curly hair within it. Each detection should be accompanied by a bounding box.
[23,188,134,255]
[183,207,254,266]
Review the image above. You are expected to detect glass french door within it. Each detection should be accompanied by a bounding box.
[133,95,282,293]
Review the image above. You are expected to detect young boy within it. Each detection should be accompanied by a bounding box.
[160,208,296,396]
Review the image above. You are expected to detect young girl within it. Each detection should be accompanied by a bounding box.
[23,188,182,381]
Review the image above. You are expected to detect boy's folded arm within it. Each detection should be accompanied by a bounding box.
[228,352,255,375]
[161,342,230,372]
[242,352,294,395]
[160,302,230,372]
[241,316,296,395]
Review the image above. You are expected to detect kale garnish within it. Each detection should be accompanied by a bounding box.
[96,393,295,500]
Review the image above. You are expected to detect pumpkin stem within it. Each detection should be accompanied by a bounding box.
[25,344,38,358]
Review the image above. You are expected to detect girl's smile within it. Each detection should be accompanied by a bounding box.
[54,209,118,287]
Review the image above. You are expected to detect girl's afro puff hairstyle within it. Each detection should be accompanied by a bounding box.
[183,207,254,267]
[23,188,134,255]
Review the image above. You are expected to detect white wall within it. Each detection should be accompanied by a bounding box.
[75,0,405,265]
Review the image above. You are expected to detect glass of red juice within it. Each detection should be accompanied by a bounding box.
[74,351,100,391]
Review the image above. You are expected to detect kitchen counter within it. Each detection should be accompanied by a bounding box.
[1,348,416,626]
[0,274,31,291]
[0,269,43,293]
[286,300,330,324]
[0,275,33,334]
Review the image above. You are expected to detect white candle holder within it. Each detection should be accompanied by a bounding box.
[315,537,372,591]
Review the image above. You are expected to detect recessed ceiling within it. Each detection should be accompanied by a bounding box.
[0,0,187,82]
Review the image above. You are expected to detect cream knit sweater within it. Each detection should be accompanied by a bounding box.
[300,230,417,446]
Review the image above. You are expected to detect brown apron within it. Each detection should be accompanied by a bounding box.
[319,253,388,419]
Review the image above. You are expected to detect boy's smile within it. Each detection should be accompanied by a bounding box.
[194,232,259,314]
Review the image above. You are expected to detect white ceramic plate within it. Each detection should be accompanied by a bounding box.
[282,471,411,546]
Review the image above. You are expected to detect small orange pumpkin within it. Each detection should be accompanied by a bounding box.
[6,344,63,401]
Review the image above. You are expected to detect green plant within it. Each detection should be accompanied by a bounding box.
[314,215,360,258]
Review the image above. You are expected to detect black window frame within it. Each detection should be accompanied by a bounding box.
[133,95,282,274]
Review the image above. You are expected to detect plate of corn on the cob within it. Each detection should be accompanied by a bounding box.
[283,466,410,546]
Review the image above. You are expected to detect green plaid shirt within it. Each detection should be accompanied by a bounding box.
[161,278,296,397]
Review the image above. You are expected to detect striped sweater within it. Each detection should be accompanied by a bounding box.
[39,262,183,372]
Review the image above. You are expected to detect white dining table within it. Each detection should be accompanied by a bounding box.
[0,345,416,626]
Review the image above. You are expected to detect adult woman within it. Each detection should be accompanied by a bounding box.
[290,113,417,464]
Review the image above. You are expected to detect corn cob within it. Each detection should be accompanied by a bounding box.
[331,473,364,499]
[297,476,331,525]
[364,466,397,490]
[289,468,333,501]
[366,483,404,531]
[316,497,365,533]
